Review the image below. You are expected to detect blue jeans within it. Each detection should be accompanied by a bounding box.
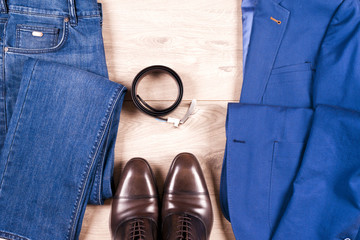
[0,0,126,239]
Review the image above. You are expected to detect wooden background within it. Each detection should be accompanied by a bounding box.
[80,0,243,239]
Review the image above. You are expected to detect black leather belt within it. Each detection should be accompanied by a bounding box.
[131,65,196,127]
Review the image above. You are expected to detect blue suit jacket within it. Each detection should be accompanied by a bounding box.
[220,0,360,239]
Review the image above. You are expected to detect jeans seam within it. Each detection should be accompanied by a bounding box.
[67,85,126,240]
[0,59,38,198]
[90,153,101,203]
[15,28,20,48]
[8,10,101,18]
[94,143,104,203]
[97,119,114,203]
[0,230,30,240]
[95,160,101,202]
[9,10,68,18]
[1,17,8,135]
[7,6,101,18]
[17,24,59,33]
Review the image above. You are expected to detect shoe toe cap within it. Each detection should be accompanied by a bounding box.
[164,153,208,194]
[115,158,158,198]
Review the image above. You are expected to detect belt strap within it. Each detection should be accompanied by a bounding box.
[131,65,197,127]
[131,65,184,118]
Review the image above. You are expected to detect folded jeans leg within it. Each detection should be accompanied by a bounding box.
[0,59,126,240]
[88,85,125,205]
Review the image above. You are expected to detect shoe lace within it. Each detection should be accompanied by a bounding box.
[129,219,146,240]
[176,215,193,240]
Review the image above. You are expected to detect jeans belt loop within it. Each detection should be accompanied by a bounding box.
[0,0,8,13]
[68,0,78,26]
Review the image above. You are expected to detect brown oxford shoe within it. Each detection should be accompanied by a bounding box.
[110,158,159,240]
[162,153,213,240]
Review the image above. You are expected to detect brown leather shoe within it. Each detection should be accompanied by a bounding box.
[110,158,159,240]
[162,153,213,240]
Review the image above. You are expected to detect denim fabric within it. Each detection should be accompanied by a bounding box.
[0,1,126,239]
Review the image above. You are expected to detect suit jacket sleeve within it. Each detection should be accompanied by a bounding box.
[314,0,360,111]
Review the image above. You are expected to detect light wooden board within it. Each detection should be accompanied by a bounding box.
[80,0,243,239]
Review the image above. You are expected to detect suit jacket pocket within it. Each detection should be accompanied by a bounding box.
[263,63,314,107]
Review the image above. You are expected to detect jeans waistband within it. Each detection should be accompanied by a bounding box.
[0,0,102,26]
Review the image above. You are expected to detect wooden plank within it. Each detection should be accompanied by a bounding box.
[101,0,243,101]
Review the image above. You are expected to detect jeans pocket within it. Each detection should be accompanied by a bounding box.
[269,141,305,231]
[16,24,59,49]
[6,16,69,54]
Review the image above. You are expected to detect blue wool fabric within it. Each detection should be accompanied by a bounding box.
[220,0,360,239]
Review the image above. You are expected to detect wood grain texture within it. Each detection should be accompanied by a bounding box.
[80,0,243,238]
[100,0,243,101]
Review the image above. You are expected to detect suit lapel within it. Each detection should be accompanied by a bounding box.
[240,0,290,104]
